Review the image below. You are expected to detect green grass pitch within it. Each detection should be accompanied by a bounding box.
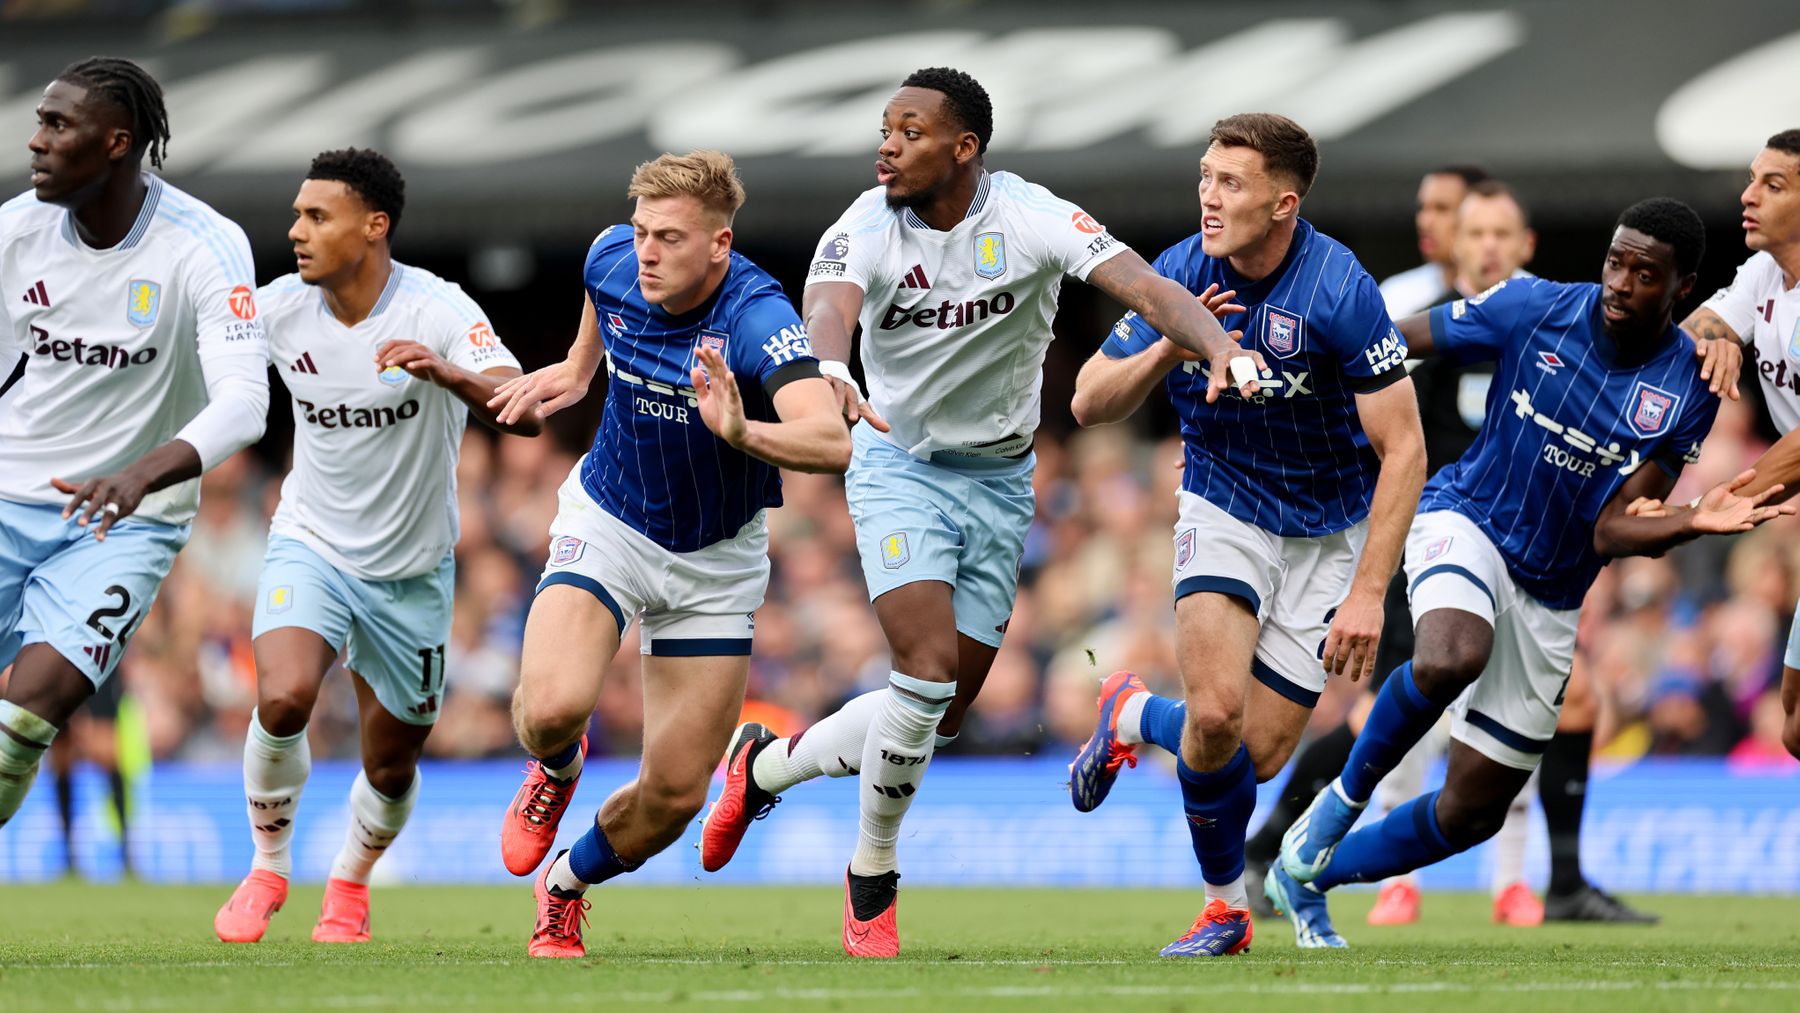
[2,883,1798,1010]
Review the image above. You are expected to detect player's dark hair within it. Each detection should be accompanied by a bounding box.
[1427,164,1490,187]
[1465,178,1531,228]
[56,57,170,170]
[1616,197,1705,277]
[306,148,407,241]
[1209,113,1319,198]
[900,67,993,155]
[1766,129,1800,160]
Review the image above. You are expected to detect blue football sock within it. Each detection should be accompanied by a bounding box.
[1177,745,1257,887]
[538,740,580,769]
[1140,694,1185,754]
[567,819,640,886]
[1338,662,1449,803]
[1314,790,1467,890]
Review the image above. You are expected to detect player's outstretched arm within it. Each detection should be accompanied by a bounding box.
[1072,285,1243,426]
[801,281,887,432]
[1681,307,1745,401]
[1393,310,1435,359]
[1324,377,1428,682]
[692,347,850,473]
[489,295,604,425]
[1595,466,1795,558]
[376,340,542,437]
[1087,251,1263,402]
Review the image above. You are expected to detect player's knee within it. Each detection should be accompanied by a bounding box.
[1410,645,1486,702]
[363,759,418,800]
[1433,789,1509,849]
[511,687,589,753]
[255,684,315,737]
[1182,698,1242,749]
[890,650,957,686]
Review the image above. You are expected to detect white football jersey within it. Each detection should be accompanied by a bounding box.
[806,171,1128,457]
[1379,261,1451,318]
[0,178,267,524]
[1702,251,1800,434]
[261,263,520,581]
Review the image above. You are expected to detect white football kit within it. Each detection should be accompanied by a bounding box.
[1703,251,1800,434]
[252,264,520,722]
[807,171,1127,645]
[0,178,268,685]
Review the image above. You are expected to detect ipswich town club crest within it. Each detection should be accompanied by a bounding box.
[1265,308,1303,358]
[1629,382,1679,436]
[550,536,585,566]
[1422,537,1453,563]
[1175,528,1196,569]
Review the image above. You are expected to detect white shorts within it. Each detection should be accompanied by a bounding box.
[1171,490,1368,707]
[537,464,769,657]
[1405,509,1580,771]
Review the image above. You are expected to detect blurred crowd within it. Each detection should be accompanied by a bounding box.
[111,379,1800,771]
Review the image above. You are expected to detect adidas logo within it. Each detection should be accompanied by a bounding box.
[289,352,320,374]
[899,264,930,289]
[82,643,112,670]
[20,280,49,306]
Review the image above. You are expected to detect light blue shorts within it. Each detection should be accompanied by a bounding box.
[845,426,1036,648]
[0,498,188,688]
[252,535,455,725]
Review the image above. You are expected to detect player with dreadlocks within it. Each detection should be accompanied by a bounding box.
[0,58,269,834]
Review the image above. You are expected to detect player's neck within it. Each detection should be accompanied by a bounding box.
[1768,242,1800,290]
[912,169,982,232]
[70,170,148,250]
[321,251,394,327]
[659,261,730,317]
[1226,219,1297,284]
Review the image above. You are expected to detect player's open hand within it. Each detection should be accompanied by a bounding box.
[50,469,149,542]
[487,359,588,425]
[1695,336,1743,401]
[692,345,749,448]
[375,339,454,387]
[1691,468,1797,534]
[1322,586,1385,682]
[1198,284,1247,322]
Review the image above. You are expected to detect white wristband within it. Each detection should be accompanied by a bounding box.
[818,360,865,401]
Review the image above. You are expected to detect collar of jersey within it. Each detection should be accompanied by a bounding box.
[61,174,162,253]
[901,171,992,232]
[315,263,406,323]
[1219,217,1312,303]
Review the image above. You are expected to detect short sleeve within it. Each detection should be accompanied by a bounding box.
[1007,177,1129,281]
[1327,268,1408,393]
[1427,277,1539,365]
[729,290,816,390]
[434,280,520,374]
[186,218,267,364]
[1700,255,1770,344]
[805,200,886,292]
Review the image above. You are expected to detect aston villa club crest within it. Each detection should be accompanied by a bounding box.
[1175,527,1196,569]
[974,232,1007,280]
[1629,382,1679,436]
[881,532,910,569]
[1265,308,1303,358]
[378,364,408,387]
[126,279,161,328]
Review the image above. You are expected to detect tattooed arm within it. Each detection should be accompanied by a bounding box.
[1680,306,1745,401]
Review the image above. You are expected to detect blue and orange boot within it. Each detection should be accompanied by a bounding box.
[1069,671,1146,812]
[1159,899,1253,957]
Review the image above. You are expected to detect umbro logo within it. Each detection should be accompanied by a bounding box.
[20,280,49,306]
[899,264,930,289]
[1535,351,1564,376]
[290,352,320,374]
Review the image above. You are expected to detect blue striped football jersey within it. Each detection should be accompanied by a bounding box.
[1421,277,1718,609]
[580,226,818,553]
[1101,219,1408,538]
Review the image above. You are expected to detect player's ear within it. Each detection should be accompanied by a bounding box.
[956,131,981,166]
[1273,188,1301,222]
[105,126,135,165]
[1674,271,1696,305]
[1523,229,1538,265]
[367,211,392,244]
[713,224,733,262]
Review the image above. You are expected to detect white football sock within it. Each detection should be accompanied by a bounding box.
[243,710,310,878]
[850,673,954,877]
[754,689,885,794]
[1115,692,1149,746]
[329,769,419,885]
[1491,770,1536,895]
[1205,873,1249,911]
[0,700,56,829]
[545,849,587,896]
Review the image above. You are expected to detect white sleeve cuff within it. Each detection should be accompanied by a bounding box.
[174,353,268,470]
[818,359,864,401]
